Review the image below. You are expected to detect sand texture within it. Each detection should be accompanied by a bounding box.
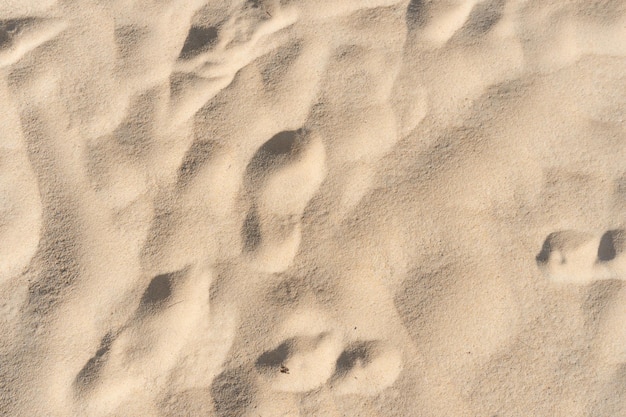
[1,0,626,416]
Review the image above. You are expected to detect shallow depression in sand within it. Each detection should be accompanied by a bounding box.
[1,0,626,416]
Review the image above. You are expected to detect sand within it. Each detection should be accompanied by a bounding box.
[0,0,625,416]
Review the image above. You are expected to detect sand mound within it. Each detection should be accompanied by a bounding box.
[1,0,625,416]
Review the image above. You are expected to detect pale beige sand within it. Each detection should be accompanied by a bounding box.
[1,0,626,416]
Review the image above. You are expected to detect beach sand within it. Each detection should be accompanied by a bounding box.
[1,1,625,416]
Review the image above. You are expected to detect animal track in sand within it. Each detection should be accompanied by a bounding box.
[537,229,626,284]
[243,129,326,273]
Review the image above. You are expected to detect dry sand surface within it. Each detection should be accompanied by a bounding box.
[0,0,626,416]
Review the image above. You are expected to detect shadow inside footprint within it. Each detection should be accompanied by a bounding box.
[536,237,554,263]
[74,332,115,391]
[179,25,218,60]
[598,230,624,262]
[335,341,374,376]
[536,230,594,264]
[246,130,302,177]
[259,130,298,156]
[331,340,403,395]
[141,274,172,305]
[255,333,342,392]
[256,341,290,370]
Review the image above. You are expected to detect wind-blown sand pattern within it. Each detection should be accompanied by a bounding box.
[0,0,625,416]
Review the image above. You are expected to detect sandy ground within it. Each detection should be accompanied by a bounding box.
[0,0,625,416]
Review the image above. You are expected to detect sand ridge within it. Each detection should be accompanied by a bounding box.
[0,0,625,416]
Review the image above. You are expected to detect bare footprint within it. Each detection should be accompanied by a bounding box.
[246,307,344,396]
[329,340,402,396]
[255,332,343,393]
[74,265,211,414]
[536,230,599,284]
[537,229,626,284]
[244,129,326,273]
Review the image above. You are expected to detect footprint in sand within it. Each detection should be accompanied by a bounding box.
[243,128,326,273]
[254,335,403,397]
[330,340,403,396]
[74,266,211,414]
[536,229,626,284]
[252,306,403,397]
[255,332,343,393]
[0,17,60,284]
[178,24,218,62]
[252,308,342,394]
